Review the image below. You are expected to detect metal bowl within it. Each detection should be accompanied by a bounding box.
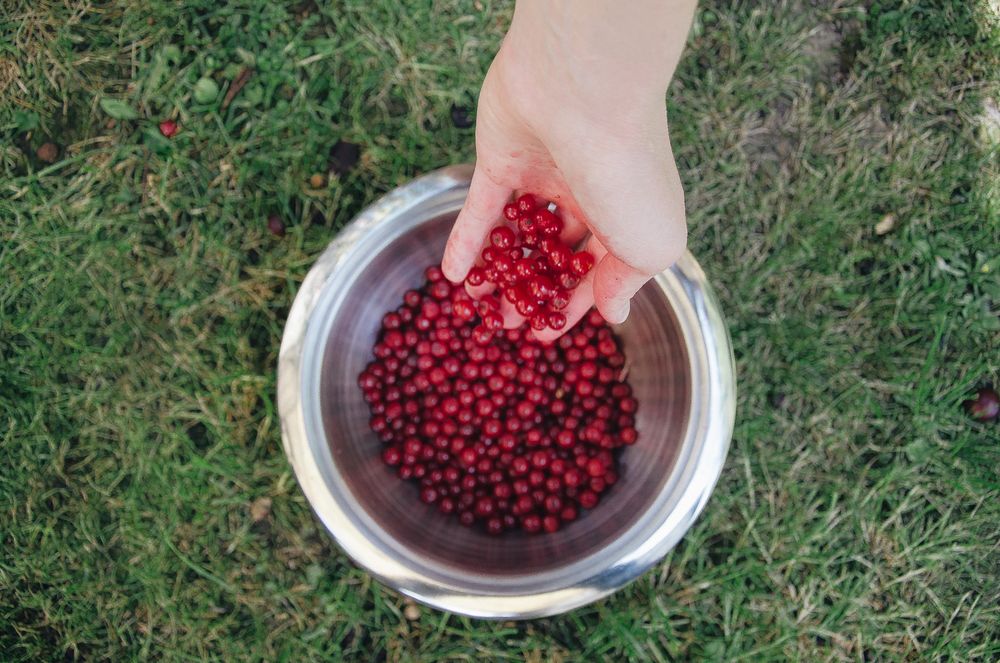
[277,165,735,619]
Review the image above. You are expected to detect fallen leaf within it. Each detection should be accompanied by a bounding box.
[100,98,139,120]
[36,142,58,163]
[875,213,896,235]
[250,497,272,522]
[222,67,254,110]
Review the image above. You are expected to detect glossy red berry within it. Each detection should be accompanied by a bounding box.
[965,387,999,422]
[528,275,556,301]
[158,119,179,138]
[516,193,537,214]
[570,252,595,276]
[466,266,486,286]
[547,244,572,271]
[266,214,285,236]
[490,226,517,249]
[550,290,570,311]
[481,246,501,263]
[362,230,631,533]
[534,209,563,237]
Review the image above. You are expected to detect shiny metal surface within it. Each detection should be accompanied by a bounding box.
[277,165,736,619]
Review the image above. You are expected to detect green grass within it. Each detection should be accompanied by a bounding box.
[2,0,998,660]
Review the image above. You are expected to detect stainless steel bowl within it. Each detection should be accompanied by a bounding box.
[277,164,735,619]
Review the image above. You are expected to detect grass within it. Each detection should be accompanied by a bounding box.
[1,0,998,660]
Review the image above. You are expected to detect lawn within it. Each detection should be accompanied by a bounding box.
[1,0,998,660]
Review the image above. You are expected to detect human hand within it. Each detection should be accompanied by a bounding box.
[442,0,696,342]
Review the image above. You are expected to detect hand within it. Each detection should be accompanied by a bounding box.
[442,0,695,342]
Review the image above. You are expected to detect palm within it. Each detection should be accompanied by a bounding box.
[443,54,687,340]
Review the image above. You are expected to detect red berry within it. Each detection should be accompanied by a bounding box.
[267,214,285,236]
[472,325,493,345]
[360,254,637,534]
[548,244,572,271]
[465,266,485,286]
[482,311,504,331]
[550,290,570,311]
[527,275,556,301]
[490,226,517,249]
[158,119,179,138]
[587,458,605,477]
[534,209,563,237]
[559,272,581,289]
[515,297,539,318]
[493,253,514,273]
[522,514,542,533]
[503,203,519,221]
[453,299,476,321]
[515,259,537,279]
[542,515,560,533]
[538,238,559,256]
[578,490,599,509]
[965,387,999,422]
[516,193,537,214]
[481,246,501,263]
[569,252,595,277]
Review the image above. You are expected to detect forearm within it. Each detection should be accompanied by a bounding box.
[502,0,697,114]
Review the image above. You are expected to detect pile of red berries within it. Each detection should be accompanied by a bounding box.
[358,266,638,535]
[466,194,595,337]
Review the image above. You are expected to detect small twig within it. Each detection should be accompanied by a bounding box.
[221,67,254,110]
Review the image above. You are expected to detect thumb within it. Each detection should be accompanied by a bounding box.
[590,253,651,324]
[442,167,511,283]
[560,131,687,323]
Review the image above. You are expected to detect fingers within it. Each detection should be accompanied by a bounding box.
[498,298,527,329]
[552,202,590,249]
[442,168,512,283]
[556,127,688,279]
[590,253,651,324]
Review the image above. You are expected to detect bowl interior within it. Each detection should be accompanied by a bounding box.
[319,212,690,577]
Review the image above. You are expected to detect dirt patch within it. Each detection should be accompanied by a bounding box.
[803,17,864,84]
[0,58,24,104]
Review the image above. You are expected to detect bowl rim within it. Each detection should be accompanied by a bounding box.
[277,165,736,619]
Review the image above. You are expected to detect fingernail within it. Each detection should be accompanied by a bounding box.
[440,254,462,284]
[606,299,630,324]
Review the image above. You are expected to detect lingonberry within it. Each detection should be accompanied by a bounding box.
[515,193,537,214]
[965,387,999,422]
[361,258,637,534]
[466,266,486,286]
[570,251,595,276]
[158,119,179,138]
[490,226,517,249]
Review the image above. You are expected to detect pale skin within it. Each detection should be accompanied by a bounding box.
[441,0,698,342]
